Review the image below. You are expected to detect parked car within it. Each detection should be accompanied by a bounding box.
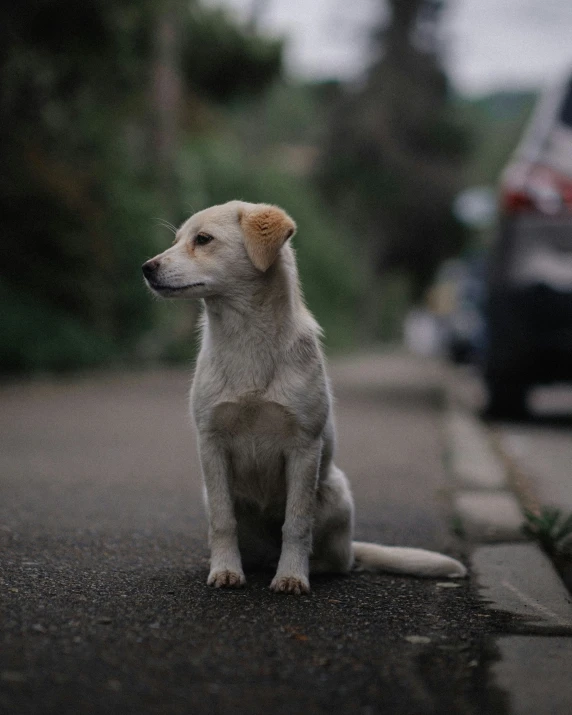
[485,71,572,417]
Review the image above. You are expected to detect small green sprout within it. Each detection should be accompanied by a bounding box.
[523,507,572,558]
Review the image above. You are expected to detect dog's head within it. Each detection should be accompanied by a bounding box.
[142,201,297,299]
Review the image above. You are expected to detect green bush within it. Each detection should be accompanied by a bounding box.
[0,281,116,372]
[0,0,288,374]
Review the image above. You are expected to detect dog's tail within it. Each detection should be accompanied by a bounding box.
[352,541,466,578]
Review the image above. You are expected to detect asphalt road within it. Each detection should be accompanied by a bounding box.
[1,357,509,714]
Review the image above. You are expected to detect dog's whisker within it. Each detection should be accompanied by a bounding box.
[152,218,177,235]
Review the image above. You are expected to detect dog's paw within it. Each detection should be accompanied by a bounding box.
[207,569,246,589]
[269,575,310,595]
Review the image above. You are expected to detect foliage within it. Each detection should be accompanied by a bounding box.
[227,79,334,150]
[182,6,282,102]
[0,280,116,372]
[2,0,506,371]
[456,91,537,187]
[523,507,572,558]
[318,0,470,313]
[0,0,288,373]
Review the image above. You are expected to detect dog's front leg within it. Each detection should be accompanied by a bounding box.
[270,441,320,595]
[199,435,245,588]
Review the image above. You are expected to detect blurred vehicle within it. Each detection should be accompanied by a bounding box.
[426,258,486,364]
[485,71,572,416]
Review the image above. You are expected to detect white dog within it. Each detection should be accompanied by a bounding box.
[143,201,466,594]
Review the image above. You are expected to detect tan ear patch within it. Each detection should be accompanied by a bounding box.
[240,205,296,272]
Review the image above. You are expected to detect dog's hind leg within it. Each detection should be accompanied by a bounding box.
[311,463,466,579]
[310,465,354,575]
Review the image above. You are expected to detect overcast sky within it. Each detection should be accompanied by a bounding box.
[204,0,572,96]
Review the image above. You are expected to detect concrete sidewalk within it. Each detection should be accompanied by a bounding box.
[445,366,572,714]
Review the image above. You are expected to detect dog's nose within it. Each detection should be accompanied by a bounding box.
[142,259,160,278]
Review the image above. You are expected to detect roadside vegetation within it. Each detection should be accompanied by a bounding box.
[523,507,572,591]
[0,0,537,374]
[523,507,572,560]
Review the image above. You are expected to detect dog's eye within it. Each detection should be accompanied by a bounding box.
[195,233,214,247]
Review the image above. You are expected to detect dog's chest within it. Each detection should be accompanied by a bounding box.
[210,396,296,507]
[210,396,295,438]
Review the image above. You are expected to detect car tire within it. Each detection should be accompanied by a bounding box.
[484,377,528,420]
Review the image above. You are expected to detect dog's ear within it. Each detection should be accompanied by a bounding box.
[239,204,297,272]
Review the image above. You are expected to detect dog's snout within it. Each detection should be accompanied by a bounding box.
[142,259,160,279]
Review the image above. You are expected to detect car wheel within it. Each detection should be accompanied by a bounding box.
[484,378,529,420]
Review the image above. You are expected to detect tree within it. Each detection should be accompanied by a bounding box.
[319,0,469,337]
[0,0,283,371]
